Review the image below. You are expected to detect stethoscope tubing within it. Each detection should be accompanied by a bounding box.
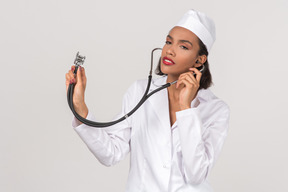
[67,48,176,128]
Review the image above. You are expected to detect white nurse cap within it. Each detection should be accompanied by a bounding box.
[175,9,216,52]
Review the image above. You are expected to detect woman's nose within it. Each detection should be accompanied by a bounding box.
[166,46,175,56]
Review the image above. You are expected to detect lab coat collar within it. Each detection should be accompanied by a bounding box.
[148,75,212,128]
[150,75,205,106]
[148,76,171,129]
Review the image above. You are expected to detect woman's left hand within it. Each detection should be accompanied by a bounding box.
[176,68,202,110]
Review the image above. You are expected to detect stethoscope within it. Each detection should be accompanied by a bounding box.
[67,48,205,127]
[67,48,178,127]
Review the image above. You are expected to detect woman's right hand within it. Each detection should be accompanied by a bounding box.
[66,65,88,118]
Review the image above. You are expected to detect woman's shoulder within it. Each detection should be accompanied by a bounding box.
[131,75,167,91]
[124,78,151,99]
[197,88,230,113]
[126,78,147,94]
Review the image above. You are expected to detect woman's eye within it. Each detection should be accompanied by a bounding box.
[165,41,172,45]
[180,45,188,50]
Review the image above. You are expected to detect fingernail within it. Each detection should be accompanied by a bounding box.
[72,79,75,83]
[71,66,75,71]
[69,80,72,84]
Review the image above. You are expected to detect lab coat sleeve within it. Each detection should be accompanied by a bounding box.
[175,101,230,185]
[72,82,137,167]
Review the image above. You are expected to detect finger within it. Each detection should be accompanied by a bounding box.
[81,66,86,84]
[66,73,73,93]
[71,65,75,73]
[189,68,202,82]
[65,73,70,83]
[189,67,202,82]
[176,78,190,89]
[178,73,199,88]
[65,73,70,87]
[176,79,182,89]
[66,72,75,84]
[177,73,189,88]
[65,73,70,82]
[179,79,192,89]
[178,73,195,85]
[183,72,196,84]
[76,66,84,84]
[68,70,76,83]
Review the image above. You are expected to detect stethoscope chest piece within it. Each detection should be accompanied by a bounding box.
[74,52,86,67]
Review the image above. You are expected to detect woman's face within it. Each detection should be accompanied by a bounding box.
[161,26,203,77]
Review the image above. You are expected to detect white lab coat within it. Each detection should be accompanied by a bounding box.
[72,76,230,192]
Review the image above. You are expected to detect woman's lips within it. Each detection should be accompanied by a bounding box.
[162,56,175,65]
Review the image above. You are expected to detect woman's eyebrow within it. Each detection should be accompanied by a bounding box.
[167,35,193,46]
[179,40,193,46]
[167,35,173,39]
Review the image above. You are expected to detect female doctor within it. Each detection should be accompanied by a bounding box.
[65,10,230,192]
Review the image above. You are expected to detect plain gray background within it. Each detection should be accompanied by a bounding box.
[1,0,287,191]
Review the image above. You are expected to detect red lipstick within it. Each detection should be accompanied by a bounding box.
[162,56,175,65]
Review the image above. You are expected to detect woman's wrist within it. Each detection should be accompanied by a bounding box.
[180,104,191,111]
[74,102,88,118]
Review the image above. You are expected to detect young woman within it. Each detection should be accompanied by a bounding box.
[66,10,230,192]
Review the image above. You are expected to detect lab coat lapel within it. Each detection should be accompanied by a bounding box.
[148,76,171,129]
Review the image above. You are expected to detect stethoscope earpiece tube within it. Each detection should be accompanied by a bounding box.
[67,49,173,128]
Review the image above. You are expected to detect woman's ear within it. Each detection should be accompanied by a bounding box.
[195,55,207,67]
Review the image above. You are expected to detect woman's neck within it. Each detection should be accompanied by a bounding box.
[166,75,181,101]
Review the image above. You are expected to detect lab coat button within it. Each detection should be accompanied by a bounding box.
[163,164,169,169]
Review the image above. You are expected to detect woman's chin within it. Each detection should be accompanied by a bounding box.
[161,64,174,74]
